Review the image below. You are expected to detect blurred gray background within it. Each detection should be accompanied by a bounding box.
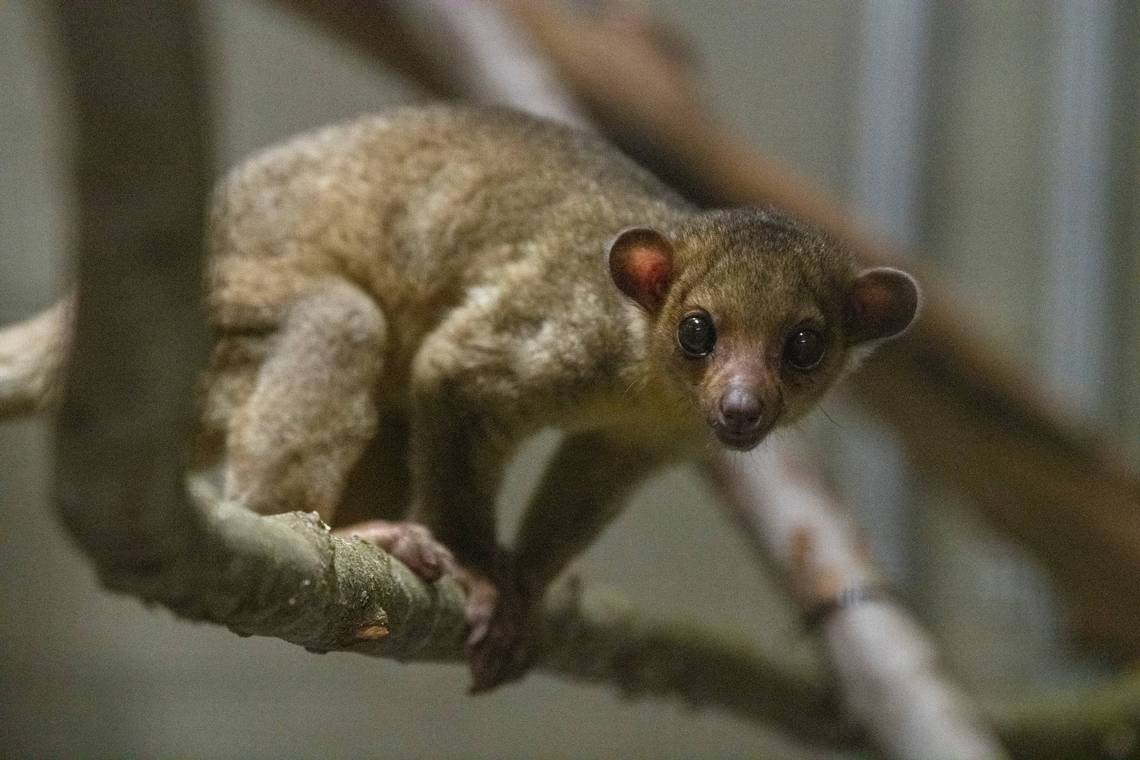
[1,1,1137,758]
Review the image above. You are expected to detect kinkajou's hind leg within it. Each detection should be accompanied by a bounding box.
[224,280,387,521]
[220,278,455,580]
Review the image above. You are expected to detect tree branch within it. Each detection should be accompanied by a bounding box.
[0,297,70,417]
[705,446,1006,760]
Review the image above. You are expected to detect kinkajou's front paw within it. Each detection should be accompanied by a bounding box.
[457,560,538,694]
[336,520,456,582]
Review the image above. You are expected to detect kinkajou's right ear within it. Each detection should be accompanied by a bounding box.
[607,227,674,313]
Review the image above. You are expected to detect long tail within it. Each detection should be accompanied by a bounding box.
[0,296,73,418]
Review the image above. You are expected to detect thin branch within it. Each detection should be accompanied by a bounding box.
[705,446,1006,760]
[0,297,70,417]
[397,0,591,128]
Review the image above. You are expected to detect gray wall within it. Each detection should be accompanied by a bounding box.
[2,1,1136,758]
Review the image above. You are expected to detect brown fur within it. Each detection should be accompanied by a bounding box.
[198,104,918,691]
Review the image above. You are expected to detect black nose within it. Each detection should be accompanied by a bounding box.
[718,388,763,434]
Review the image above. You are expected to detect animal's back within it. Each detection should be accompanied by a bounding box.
[206,105,687,336]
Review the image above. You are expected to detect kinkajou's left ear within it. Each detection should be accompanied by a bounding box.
[845,267,921,344]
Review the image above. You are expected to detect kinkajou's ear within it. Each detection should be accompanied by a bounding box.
[845,267,921,344]
[607,227,674,313]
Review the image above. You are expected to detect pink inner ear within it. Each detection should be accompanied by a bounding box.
[628,249,671,306]
[609,227,675,312]
[855,278,893,320]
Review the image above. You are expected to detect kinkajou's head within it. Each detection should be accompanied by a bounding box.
[607,209,919,450]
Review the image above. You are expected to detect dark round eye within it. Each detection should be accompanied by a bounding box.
[677,312,717,357]
[784,329,825,370]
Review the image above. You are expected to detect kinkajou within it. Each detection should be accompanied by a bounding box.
[200,105,919,691]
